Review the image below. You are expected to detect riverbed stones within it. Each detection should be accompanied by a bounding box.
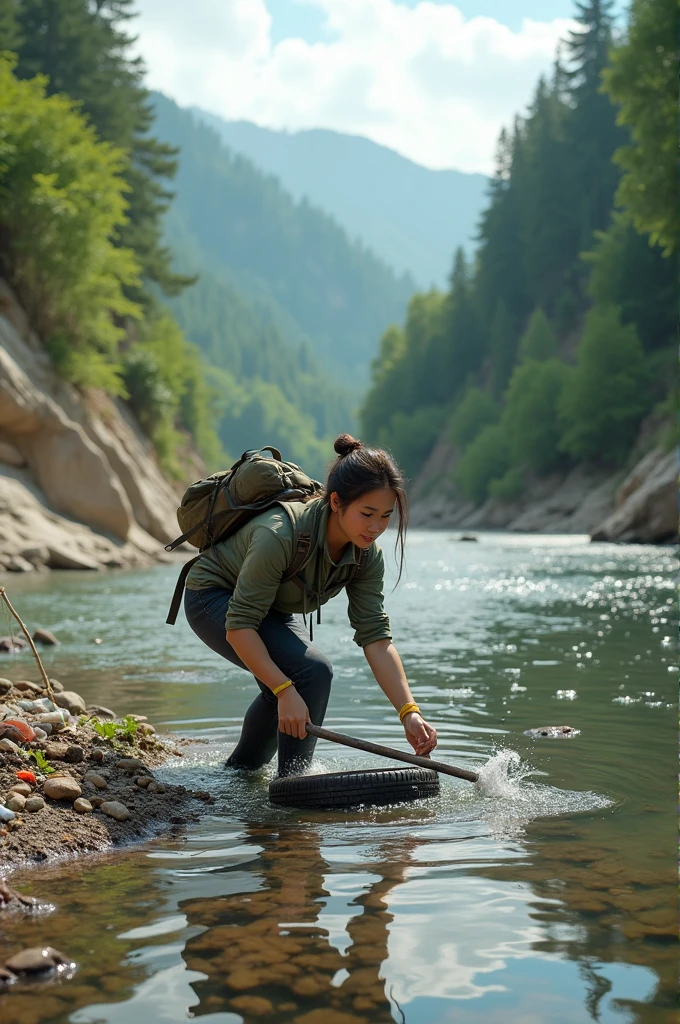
[230,995,274,1016]
[24,796,45,812]
[5,793,25,812]
[100,800,131,821]
[90,796,105,809]
[147,781,166,794]
[5,946,73,974]
[45,742,69,760]
[73,797,93,814]
[135,775,154,788]
[9,782,31,797]
[44,775,82,802]
[89,748,105,764]
[0,679,11,695]
[54,690,86,715]
[83,772,107,790]
[116,757,145,773]
[49,679,64,693]
[0,738,18,753]
[32,629,59,645]
[65,744,84,763]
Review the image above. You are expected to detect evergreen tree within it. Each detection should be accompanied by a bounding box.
[0,0,21,49]
[441,247,484,388]
[503,358,571,472]
[564,0,623,248]
[487,299,518,399]
[518,308,559,362]
[12,0,189,298]
[602,0,677,254]
[455,423,510,505]
[449,387,499,450]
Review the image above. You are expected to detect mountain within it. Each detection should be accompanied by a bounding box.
[192,111,489,288]
[152,93,415,385]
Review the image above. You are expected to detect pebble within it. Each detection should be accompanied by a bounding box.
[44,742,69,759]
[230,995,274,1016]
[73,797,93,814]
[83,772,108,790]
[100,800,131,822]
[8,782,32,797]
[135,776,154,788]
[5,793,25,812]
[147,781,166,794]
[49,679,65,693]
[0,806,15,822]
[0,739,19,753]
[90,796,105,809]
[14,681,42,694]
[65,744,84,763]
[116,758,145,773]
[38,711,69,731]
[138,723,156,736]
[90,749,105,764]
[54,691,86,715]
[32,629,59,646]
[0,966,17,984]
[44,775,82,802]
[5,946,73,974]
[24,797,45,812]
[86,705,116,720]
[0,679,11,695]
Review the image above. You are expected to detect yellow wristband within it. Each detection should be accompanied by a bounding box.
[272,680,294,697]
[399,702,420,722]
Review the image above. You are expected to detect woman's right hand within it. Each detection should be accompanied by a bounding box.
[277,686,311,740]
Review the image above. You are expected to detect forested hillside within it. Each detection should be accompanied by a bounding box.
[153,94,415,385]
[192,112,488,288]
[361,0,675,501]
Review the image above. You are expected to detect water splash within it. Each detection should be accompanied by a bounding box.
[475,749,537,799]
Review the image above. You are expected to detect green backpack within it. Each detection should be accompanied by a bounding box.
[165,447,324,625]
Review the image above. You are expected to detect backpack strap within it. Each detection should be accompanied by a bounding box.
[281,530,313,582]
[166,554,201,625]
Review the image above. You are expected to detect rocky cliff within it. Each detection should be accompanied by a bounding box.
[410,420,676,543]
[0,280,188,573]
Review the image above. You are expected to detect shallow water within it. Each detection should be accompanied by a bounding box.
[0,532,675,1024]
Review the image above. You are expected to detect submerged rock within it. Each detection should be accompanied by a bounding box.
[5,946,74,975]
[32,629,59,646]
[523,725,580,739]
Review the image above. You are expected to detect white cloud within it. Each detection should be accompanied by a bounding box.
[133,0,574,173]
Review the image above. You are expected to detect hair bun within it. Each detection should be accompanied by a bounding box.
[333,433,363,457]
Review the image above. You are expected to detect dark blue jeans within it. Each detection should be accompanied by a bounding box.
[184,587,333,776]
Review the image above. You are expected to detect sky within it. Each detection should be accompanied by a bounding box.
[133,0,627,174]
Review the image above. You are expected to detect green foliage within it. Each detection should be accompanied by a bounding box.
[488,467,525,501]
[455,424,510,505]
[0,54,140,378]
[518,309,559,363]
[11,0,191,297]
[558,306,650,464]
[503,358,572,473]
[377,405,448,480]
[449,388,499,450]
[602,0,677,254]
[27,749,55,774]
[91,714,139,742]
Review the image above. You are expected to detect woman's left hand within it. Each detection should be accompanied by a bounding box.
[403,713,437,757]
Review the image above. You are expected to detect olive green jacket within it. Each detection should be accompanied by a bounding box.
[185,498,391,648]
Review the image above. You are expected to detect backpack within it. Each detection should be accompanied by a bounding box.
[165,446,325,625]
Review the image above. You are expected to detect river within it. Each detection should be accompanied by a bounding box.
[0,532,675,1024]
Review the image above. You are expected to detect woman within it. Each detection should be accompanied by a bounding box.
[184,434,437,776]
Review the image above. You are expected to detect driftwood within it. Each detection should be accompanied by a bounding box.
[0,587,55,703]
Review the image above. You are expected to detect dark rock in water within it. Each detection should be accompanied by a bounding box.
[459,535,478,542]
[523,725,580,739]
[32,629,59,646]
[0,637,27,652]
[0,966,17,985]
[5,946,74,975]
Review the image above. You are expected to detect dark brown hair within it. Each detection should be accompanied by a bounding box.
[325,433,409,583]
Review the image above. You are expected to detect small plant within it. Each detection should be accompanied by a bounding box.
[27,749,55,774]
[90,715,139,745]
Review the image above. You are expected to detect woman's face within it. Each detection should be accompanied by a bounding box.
[330,487,396,549]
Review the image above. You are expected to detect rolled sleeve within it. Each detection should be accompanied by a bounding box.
[347,546,392,647]
[224,526,290,632]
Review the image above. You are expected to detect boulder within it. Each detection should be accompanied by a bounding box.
[43,775,82,802]
[54,690,86,715]
[591,448,676,543]
[5,947,73,974]
[32,628,59,645]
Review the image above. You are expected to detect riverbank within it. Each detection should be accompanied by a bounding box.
[0,674,212,876]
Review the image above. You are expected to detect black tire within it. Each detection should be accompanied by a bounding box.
[268,766,440,810]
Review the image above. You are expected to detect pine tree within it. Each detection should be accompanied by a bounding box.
[564,0,624,248]
[12,0,190,298]
[487,299,518,399]
[0,0,21,49]
[518,308,559,362]
[442,247,483,389]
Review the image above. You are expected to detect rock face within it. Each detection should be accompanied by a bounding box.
[0,279,193,572]
[410,423,675,543]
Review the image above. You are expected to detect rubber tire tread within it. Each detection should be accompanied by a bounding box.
[269,766,440,809]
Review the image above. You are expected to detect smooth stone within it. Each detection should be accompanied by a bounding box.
[48,679,65,693]
[43,776,82,802]
[54,691,86,715]
[0,679,11,695]
[14,681,42,694]
[73,797,92,814]
[138,723,156,736]
[38,712,69,731]
[32,629,59,646]
[24,797,45,812]
[5,946,72,974]
[0,966,17,984]
[116,758,145,773]
[147,781,166,794]
[90,796,105,809]
[8,783,32,797]
[230,995,274,1016]
[135,776,154,788]
[0,637,27,651]
[90,749,105,764]
[83,772,108,790]
[65,744,84,764]
[44,742,69,760]
[0,805,15,822]
[100,800,131,822]
[86,705,116,720]
[5,793,25,812]
[0,739,19,753]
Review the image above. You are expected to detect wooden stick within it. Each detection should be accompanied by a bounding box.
[306,723,479,783]
[0,587,55,703]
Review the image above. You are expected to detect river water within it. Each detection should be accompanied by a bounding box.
[0,532,675,1024]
